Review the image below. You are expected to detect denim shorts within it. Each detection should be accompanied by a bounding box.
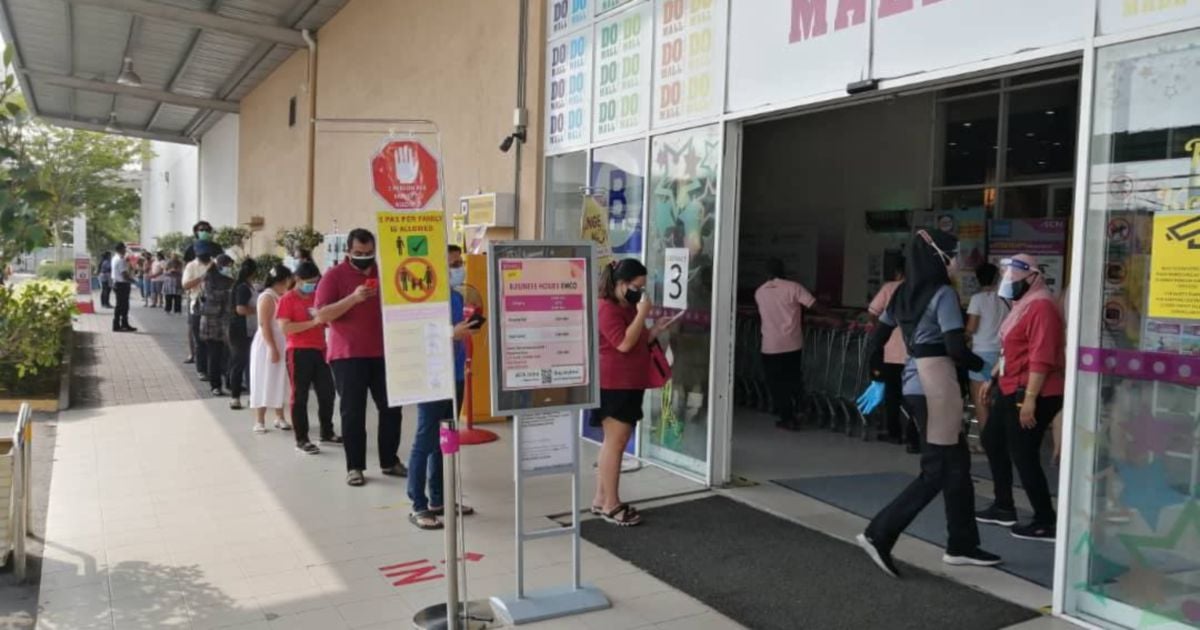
[969,350,999,383]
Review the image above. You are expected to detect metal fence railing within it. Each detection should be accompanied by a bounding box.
[7,403,32,581]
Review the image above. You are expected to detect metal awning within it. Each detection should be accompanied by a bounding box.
[0,0,347,144]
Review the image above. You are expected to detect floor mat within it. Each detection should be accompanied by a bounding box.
[772,473,1055,587]
[580,495,1038,630]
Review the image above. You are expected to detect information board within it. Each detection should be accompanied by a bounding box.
[377,210,456,407]
[546,30,593,152]
[1147,211,1200,320]
[519,410,577,474]
[593,2,653,142]
[488,241,600,415]
[652,0,727,128]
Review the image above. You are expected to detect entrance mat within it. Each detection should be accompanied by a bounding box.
[580,495,1038,630]
[970,460,1060,496]
[772,473,1054,588]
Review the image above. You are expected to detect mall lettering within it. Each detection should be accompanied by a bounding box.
[789,0,948,43]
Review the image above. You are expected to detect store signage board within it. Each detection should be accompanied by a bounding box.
[74,258,92,296]
[519,410,577,475]
[488,241,600,416]
[652,0,728,128]
[377,210,456,407]
[593,2,653,142]
[1098,0,1200,35]
[548,0,593,38]
[597,0,636,16]
[546,30,593,152]
[662,247,689,310]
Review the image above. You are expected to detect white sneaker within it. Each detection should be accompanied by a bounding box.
[253,423,268,434]
[274,419,292,430]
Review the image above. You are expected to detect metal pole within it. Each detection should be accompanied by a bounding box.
[571,410,581,590]
[443,419,460,630]
[514,415,524,599]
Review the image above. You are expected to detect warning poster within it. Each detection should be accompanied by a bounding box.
[1147,211,1200,320]
[376,210,455,407]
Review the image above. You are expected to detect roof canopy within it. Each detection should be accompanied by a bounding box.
[0,0,346,144]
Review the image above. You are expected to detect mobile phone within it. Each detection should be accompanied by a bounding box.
[364,278,378,290]
[468,313,486,329]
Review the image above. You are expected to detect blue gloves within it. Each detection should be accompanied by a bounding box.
[856,381,886,416]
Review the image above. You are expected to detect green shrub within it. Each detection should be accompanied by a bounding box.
[254,254,284,284]
[0,280,75,393]
[37,262,73,281]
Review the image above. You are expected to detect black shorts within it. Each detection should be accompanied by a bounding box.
[591,389,645,426]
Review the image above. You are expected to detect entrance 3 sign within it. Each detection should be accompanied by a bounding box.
[497,258,590,390]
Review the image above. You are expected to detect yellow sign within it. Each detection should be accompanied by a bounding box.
[450,213,466,249]
[377,210,450,306]
[463,253,502,423]
[464,194,496,226]
[1147,211,1200,319]
[580,194,614,268]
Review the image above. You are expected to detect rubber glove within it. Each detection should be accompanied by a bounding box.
[856,381,886,415]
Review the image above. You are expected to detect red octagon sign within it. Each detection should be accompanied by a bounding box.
[371,140,440,210]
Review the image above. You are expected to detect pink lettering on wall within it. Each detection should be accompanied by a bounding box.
[834,0,867,29]
[789,0,828,43]
[877,0,914,18]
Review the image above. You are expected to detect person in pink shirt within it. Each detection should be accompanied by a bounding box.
[868,262,919,452]
[754,259,818,430]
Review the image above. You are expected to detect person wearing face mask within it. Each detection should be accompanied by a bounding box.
[183,241,219,371]
[250,265,293,434]
[855,230,1001,577]
[447,244,466,290]
[754,258,818,431]
[591,258,673,527]
[315,228,406,487]
[976,254,1065,542]
[183,220,214,263]
[277,263,341,454]
[200,255,236,396]
[227,259,258,410]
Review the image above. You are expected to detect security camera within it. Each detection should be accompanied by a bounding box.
[499,129,527,153]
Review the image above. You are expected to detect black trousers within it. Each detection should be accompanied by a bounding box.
[112,283,131,330]
[762,350,804,424]
[289,348,336,445]
[227,334,250,398]
[164,294,182,313]
[865,395,980,555]
[205,339,226,389]
[100,281,112,307]
[331,357,403,472]
[982,392,1062,525]
[190,308,207,374]
[881,363,918,446]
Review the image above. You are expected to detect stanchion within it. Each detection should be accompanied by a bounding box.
[413,416,493,630]
[458,335,499,445]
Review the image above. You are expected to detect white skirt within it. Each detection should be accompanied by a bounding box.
[249,332,288,409]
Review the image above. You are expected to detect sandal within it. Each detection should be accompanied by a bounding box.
[346,470,365,486]
[603,504,642,527]
[430,504,475,517]
[590,505,604,516]
[409,511,443,530]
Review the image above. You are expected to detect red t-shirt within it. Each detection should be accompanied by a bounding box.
[598,300,651,390]
[276,290,326,351]
[999,300,1065,397]
[314,260,383,361]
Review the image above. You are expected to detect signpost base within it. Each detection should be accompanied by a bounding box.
[412,600,494,630]
[489,586,610,626]
[458,427,499,444]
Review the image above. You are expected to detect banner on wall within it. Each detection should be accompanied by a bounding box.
[377,211,456,407]
[653,0,728,128]
[580,193,615,267]
[1098,0,1200,35]
[548,0,592,37]
[590,147,645,255]
[597,0,635,16]
[593,2,654,142]
[988,218,1068,296]
[546,30,593,152]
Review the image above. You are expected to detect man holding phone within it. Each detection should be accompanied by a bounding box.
[315,228,406,487]
[408,246,481,529]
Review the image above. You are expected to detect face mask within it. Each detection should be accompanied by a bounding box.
[624,287,643,304]
[998,275,1032,301]
[449,267,466,288]
[197,231,212,242]
[220,267,234,278]
[350,255,375,271]
[299,282,317,295]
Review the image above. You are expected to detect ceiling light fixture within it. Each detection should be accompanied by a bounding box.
[117,57,142,87]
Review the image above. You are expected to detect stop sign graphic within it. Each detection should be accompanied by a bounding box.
[371,140,440,210]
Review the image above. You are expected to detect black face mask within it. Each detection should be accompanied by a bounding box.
[1008,278,1032,301]
[350,256,375,271]
[624,287,643,304]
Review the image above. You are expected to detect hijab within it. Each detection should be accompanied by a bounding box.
[893,229,959,338]
[998,253,1058,340]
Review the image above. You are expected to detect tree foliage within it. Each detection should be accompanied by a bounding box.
[0,46,51,269]
[276,225,324,256]
[155,231,190,256]
[214,225,252,251]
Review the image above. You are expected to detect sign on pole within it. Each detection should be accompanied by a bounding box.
[371,139,441,210]
[662,247,689,311]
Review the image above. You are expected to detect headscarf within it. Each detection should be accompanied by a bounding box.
[893,229,959,338]
[998,253,1057,340]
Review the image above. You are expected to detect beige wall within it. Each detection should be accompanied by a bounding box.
[238,0,544,260]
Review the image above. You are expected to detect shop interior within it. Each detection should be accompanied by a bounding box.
[731,64,1082,590]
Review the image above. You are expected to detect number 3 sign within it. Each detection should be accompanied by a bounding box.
[663,247,689,310]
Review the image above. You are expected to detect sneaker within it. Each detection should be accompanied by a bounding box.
[856,533,900,578]
[199,374,209,382]
[943,547,1003,567]
[211,388,224,397]
[184,357,195,364]
[295,442,320,455]
[381,462,408,477]
[975,504,1018,527]
[229,398,244,410]
[320,434,343,444]
[273,419,292,430]
[346,470,366,486]
[1011,522,1056,542]
[252,423,268,434]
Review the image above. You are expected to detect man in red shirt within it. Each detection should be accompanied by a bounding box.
[315,229,405,487]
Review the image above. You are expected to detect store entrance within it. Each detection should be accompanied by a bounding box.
[729,64,1081,590]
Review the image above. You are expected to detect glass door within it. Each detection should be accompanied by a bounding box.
[641,123,722,479]
[1063,28,1200,629]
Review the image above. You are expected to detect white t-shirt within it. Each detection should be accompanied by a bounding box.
[182,260,210,302]
[967,289,1010,353]
[111,254,129,283]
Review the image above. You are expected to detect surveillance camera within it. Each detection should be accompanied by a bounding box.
[499,135,515,153]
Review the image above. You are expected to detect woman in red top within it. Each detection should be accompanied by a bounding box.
[591,259,670,527]
[977,254,1065,542]
[277,262,341,455]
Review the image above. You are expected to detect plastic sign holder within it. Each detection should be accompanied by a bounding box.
[485,241,609,625]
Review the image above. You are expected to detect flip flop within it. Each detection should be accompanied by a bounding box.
[603,504,642,527]
[409,511,443,530]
